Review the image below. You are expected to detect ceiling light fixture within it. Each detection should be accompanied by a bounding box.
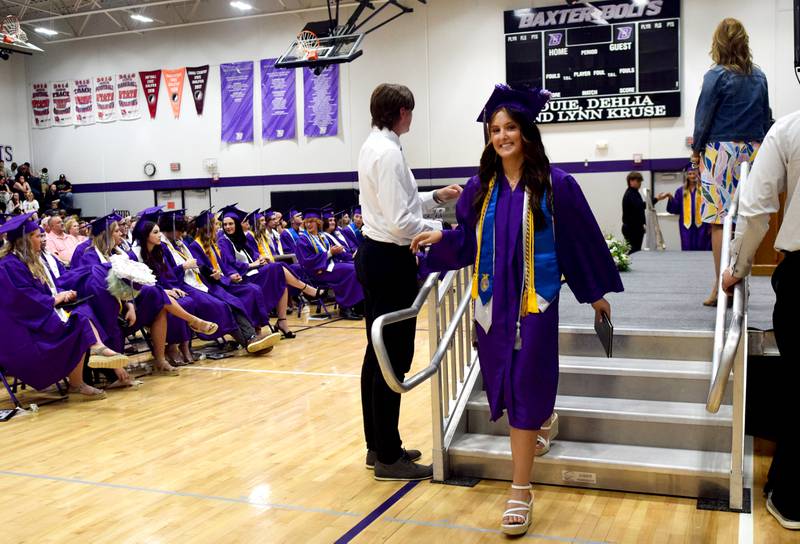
[130,14,154,23]
[35,27,59,36]
[230,1,253,10]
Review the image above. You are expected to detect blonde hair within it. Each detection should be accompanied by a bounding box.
[90,220,119,258]
[64,216,79,234]
[0,232,48,284]
[710,18,753,74]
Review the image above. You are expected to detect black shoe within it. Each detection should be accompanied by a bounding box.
[340,307,362,321]
[767,492,800,530]
[366,448,422,470]
[374,457,432,481]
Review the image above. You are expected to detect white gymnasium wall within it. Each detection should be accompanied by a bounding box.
[21,0,800,232]
[0,53,31,166]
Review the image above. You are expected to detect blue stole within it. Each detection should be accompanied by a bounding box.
[476,180,499,304]
[302,232,328,254]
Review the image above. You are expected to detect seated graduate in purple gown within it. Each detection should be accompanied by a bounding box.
[663,163,712,251]
[341,206,364,251]
[295,208,365,321]
[0,213,131,401]
[279,208,304,255]
[321,208,354,261]
[159,210,281,355]
[412,85,623,537]
[216,205,324,338]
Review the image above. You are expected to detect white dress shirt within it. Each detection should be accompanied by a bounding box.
[357,127,441,245]
[730,110,800,277]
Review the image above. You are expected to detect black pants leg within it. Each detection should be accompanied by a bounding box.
[355,238,419,465]
[767,252,800,518]
[230,307,255,347]
[622,225,644,253]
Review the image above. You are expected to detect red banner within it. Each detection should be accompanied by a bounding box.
[139,69,162,119]
[186,64,209,115]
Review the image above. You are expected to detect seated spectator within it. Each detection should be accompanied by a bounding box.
[6,192,21,215]
[0,176,11,211]
[0,160,10,178]
[65,217,86,243]
[46,214,79,264]
[44,183,60,210]
[21,191,40,215]
[12,173,31,201]
[55,174,75,210]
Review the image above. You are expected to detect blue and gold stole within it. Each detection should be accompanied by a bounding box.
[302,231,329,254]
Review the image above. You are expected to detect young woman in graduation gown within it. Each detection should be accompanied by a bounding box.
[0,213,130,400]
[216,206,323,338]
[412,86,624,536]
[663,164,712,251]
[295,209,365,320]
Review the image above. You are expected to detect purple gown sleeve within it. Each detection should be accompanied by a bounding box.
[280,230,297,255]
[216,233,250,276]
[423,176,480,273]
[552,169,624,304]
[245,233,261,259]
[0,256,58,329]
[69,240,93,269]
[666,186,683,215]
[160,246,185,288]
[296,235,330,274]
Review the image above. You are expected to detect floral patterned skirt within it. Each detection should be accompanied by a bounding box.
[699,141,760,225]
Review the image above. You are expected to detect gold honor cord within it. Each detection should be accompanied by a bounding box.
[683,189,703,228]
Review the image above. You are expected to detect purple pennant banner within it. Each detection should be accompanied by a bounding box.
[261,58,297,141]
[303,64,339,137]
[220,61,254,143]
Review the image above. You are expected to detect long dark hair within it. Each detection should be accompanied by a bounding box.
[134,220,167,278]
[474,107,552,230]
[223,217,248,252]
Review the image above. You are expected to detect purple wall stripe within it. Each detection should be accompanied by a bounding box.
[73,157,690,194]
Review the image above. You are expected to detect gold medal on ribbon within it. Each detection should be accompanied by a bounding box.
[480,273,490,293]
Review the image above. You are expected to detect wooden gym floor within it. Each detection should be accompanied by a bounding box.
[0,309,796,543]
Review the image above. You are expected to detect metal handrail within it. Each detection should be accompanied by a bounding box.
[372,269,470,394]
[707,162,749,413]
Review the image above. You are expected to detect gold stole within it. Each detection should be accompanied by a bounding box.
[683,187,703,228]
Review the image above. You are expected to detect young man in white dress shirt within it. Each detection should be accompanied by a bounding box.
[356,83,462,481]
[724,110,800,530]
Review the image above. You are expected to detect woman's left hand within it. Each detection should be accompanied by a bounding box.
[591,298,611,322]
[410,230,443,253]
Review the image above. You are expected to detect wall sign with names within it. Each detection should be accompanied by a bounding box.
[261,58,296,141]
[117,73,141,121]
[186,65,209,115]
[73,78,95,126]
[303,65,339,137]
[31,82,51,128]
[505,0,681,124]
[94,75,116,122]
[51,81,73,126]
[220,61,254,143]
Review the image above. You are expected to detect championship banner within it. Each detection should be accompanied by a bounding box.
[94,75,116,123]
[220,61,254,143]
[31,82,51,129]
[73,78,95,126]
[139,69,162,119]
[51,81,73,126]
[163,67,186,119]
[261,58,296,141]
[303,64,338,137]
[117,73,141,121]
[186,64,209,115]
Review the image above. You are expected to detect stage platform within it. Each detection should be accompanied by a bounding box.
[559,251,775,332]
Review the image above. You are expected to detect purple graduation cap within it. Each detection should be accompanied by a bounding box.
[0,212,39,241]
[321,208,335,220]
[90,212,123,236]
[193,207,216,230]
[133,205,164,237]
[351,206,362,216]
[288,208,302,220]
[0,213,10,226]
[303,208,322,220]
[476,84,551,126]
[243,208,261,226]
[158,209,187,232]
[218,204,247,223]
[263,208,276,219]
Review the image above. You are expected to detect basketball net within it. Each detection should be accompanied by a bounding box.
[297,30,320,61]
[2,15,27,43]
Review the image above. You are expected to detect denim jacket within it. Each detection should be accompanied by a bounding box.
[692,65,771,153]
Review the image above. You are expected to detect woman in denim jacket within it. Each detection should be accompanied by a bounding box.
[692,17,771,306]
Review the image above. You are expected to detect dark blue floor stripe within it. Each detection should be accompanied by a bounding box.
[334,481,420,543]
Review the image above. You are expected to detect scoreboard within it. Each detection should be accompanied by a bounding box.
[505,0,681,124]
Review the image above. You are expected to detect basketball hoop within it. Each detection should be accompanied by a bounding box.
[2,15,21,42]
[296,29,320,61]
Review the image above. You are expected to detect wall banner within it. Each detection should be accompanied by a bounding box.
[73,78,95,126]
[139,69,162,119]
[31,82,51,129]
[220,61,254,144]
[163,67,186,119]
[94,75,116,123]
[51,81,73,126]
[186,65,209,115]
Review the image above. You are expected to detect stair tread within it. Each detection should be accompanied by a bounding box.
[450,433,731,476]
[558,355,715,378]
[467,391,732,425]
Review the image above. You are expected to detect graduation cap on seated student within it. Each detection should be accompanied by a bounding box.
[218,204,247,224]
[157,209,187,233]
[192,207,216,230]
[243,208,260,229]
[0,212,40,258]
[133,205,165,239]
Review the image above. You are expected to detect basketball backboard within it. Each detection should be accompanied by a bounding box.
[275,33,364,71]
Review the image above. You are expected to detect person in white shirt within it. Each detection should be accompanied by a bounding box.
[724,110,800,530]
[355,83,462,481]
[21,191,40,215]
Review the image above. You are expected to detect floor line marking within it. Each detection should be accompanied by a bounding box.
[382,516,611,542]
[0,469,360,518]
[183,366,360,378]
[335,481,420,543]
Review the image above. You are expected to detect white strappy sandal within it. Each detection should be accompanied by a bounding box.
[501,483,533,536]
[536,412,559,457]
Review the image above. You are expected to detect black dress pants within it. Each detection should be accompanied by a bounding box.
[355,237,419,464]
[767,251,800,518]
[622,224,644,254]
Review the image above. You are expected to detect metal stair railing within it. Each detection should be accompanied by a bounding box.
[706,161,750,511]
[371,265,477,481]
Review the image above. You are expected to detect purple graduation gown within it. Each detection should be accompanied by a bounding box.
[341,224,363,251]
[295,233,364,308]
[665,186,712,251]
[0,254,95,390]
[69,239,93,268]
[188,240,270,328]
[216,232,287,312]
[424,169,623,430]
[279,228,301,255]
